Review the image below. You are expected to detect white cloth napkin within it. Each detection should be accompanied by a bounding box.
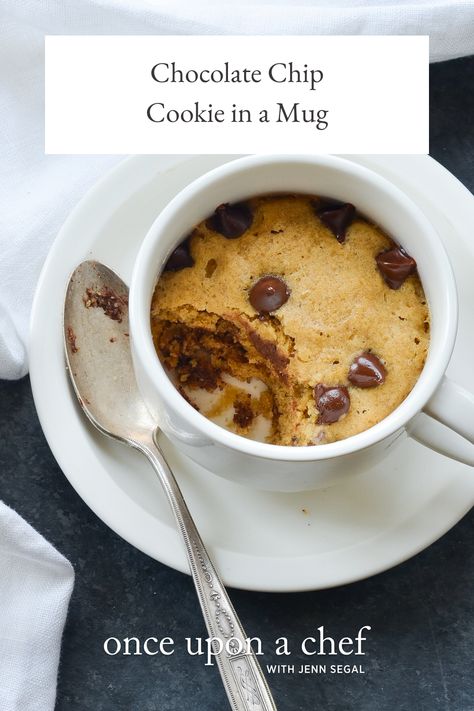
[1,0,474,380]
[0,502,74,711]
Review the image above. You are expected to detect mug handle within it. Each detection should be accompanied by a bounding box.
[408,376,474,466]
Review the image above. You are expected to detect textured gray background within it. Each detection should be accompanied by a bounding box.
[0,56,473,711]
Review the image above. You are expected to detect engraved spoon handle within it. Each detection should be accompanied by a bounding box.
[135,432,277,711]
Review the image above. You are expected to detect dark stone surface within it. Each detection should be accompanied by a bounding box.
[1,56,473,711]
[430,56,474,193]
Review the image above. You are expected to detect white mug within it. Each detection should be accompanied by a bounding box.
[130,155,474,492]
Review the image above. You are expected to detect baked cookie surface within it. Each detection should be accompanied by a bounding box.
[151,194,429,446]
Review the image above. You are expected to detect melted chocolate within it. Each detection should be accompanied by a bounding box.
[249,275,290,313]
[348,352,387,388]
[233,397,254,428]
[376,246,417,289]
[248,330,290,381]
[314,384,350,424]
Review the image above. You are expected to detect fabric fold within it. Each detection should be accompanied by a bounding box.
[0,502,74,711]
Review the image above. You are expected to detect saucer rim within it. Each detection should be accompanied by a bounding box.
[29,153,474,591]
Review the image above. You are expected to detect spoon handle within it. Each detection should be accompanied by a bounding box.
[136,433,277,711]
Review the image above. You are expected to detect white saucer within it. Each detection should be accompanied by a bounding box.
[30,154,474,592]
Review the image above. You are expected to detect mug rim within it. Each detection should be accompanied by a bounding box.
[130,154,458,462]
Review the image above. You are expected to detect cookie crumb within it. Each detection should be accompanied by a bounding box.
[67,326,78,353]
[233,393,254,429]
[84,286,128,323]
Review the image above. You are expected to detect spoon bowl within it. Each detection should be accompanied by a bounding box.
[64,261,156,441]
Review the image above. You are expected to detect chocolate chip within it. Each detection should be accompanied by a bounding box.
[314,384,350,424]
[348,352,387,388]
[315,200,356,243]
[206,202,253,238]
[164,237,194,272]
[248,330,289,381]
[375,246,417,289]
[205,258,217,277]
[249,275,290,313]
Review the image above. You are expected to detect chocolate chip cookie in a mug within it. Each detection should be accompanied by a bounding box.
[130,155,474,492]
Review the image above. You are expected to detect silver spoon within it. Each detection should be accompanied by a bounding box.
[64,260,277,711]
